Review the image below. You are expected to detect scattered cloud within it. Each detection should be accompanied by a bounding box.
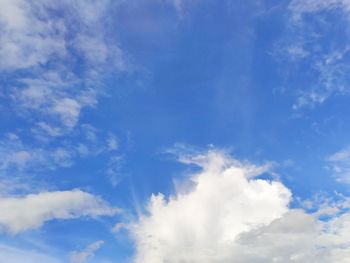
[274,0,350,109]
[107,135,119,151]
[0,129,120,192]
[0,0,126,133]
[69,240,104,263]
[106,155,125,187]
[0,189,119,234]
[327,147,350,184]
[289,0,350,19]
[0,0,66,70]
[127,150,350,263]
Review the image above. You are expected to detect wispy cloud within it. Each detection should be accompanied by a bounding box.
[0,0,126,133]
[0,129,118,187]
[0,1,131,198]
[69,240,104,263]
[327,147,350,184]
[274,0,350,110]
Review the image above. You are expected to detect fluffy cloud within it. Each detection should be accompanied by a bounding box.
[69,240,104,263]
[0,189,118,234]
[128,151,350,263]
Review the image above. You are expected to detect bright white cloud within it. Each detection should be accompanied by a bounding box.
[0,189,119,234]
[127,151,350,263]
[69,240,104,263]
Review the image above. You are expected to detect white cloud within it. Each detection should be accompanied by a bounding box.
[165,0,197,18]
[0,129,120,185]
[0,0,128,192]
[34,122,62,137]
[127,150,350,263]
[0,244,63,263]
[129,151,291,262]
[107,135,119,151]
[106,155,124,187]
[289,0,350,19]
[0,0,67,70]
[53,98,81,128]
[0,0,126,131]
[0,134,71,173]
[274,0,350,110]
[69,240,104,263]
[327,147,350,184]
[0,189,119,234]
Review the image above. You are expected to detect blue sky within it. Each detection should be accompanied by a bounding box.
[1,0,350,262]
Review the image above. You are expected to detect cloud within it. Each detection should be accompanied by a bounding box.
[0,0,126,132]
[0,1,128,191]
[0,244,63,263]
[127,150,350,263]
[69,240,104,263]
[129,151,291,262]
[0,0,66,70]
[53,98,81,128]
[107,135,119,151]
[106,155,125,187]
[273,0,350,110]
[0,189,119,234]
[289,0,350,19]
[0,133,73,173]
[0,129,120,188]
[327,147,350,184]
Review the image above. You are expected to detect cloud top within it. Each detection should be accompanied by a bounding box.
[128,151,350,263]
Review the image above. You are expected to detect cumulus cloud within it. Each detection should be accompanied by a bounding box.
[69,240,104,263]
[0,189,119,234]
[127,150,350,263]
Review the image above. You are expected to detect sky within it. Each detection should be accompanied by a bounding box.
[1,0,350,262]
